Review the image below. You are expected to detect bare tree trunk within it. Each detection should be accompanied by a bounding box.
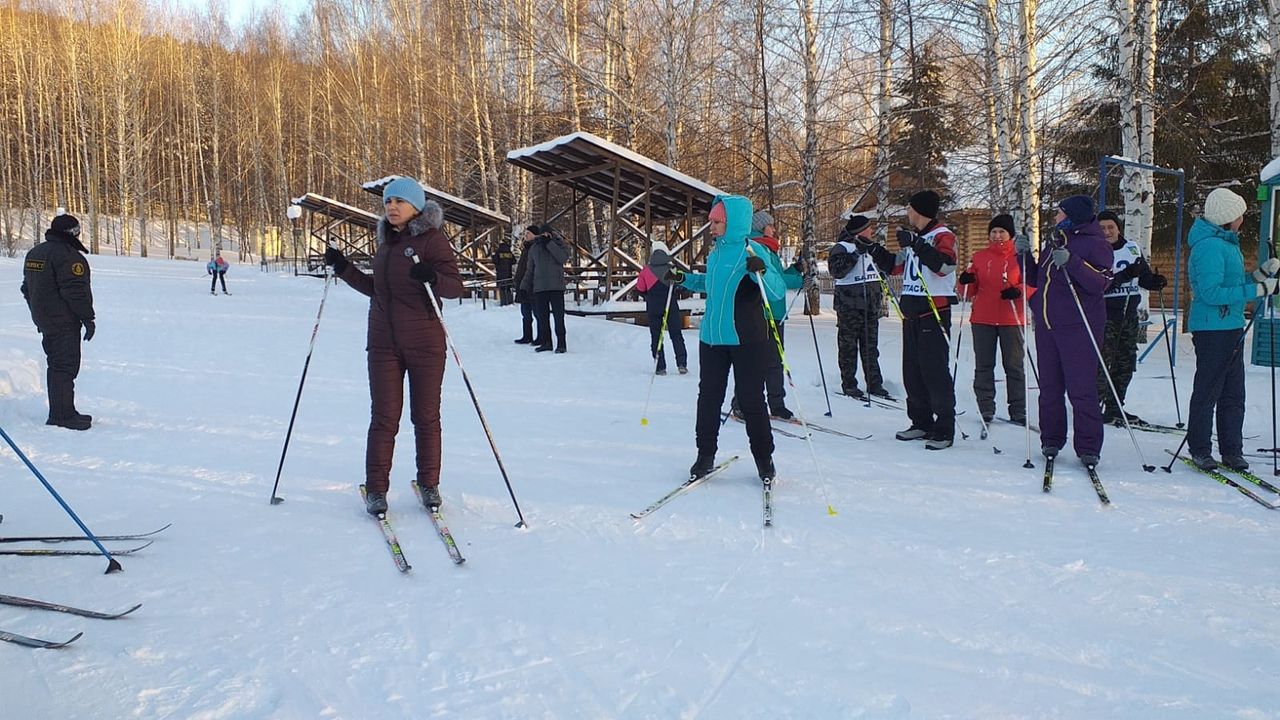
[875,0,894,240]
[1271,0,1280,158]
[1015,0,1040,250]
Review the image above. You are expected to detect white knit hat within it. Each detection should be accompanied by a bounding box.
[1203,187,1247,226]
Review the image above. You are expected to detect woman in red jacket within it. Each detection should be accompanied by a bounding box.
[324,177,463,515]
[957,214,1031,425]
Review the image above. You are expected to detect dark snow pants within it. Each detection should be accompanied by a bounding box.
[1036,321,1104,458]
[902,308,955,440]
[695,341,774,465]
[41,327,82,421]
[1187,329,1246,458]
[365,325,447,493]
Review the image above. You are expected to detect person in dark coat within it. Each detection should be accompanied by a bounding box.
[323,177,463,515]
[1095,210,1167,424]
[21,213,96,430]
[520,224,571,353]
[828,214,888,400]
[492,239,516,306]
[635,241,687,374]
[512,226,537,343]
[1019,195,1114,467]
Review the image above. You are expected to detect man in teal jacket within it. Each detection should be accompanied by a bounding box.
[668,195,786,482]
[1185,188,1280,471]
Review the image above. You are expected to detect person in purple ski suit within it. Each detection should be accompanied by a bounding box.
[1019,195,1114,467]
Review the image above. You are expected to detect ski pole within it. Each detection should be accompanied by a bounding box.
[0,424,121,573]
[270,266,332,505]
[917,269,990,446]
[640,282,677,426]
[746,247,837,516]
[1155,285,1184,428]
[408,248,527,528]
[1006,262,1037,469]
[1060,264,1155,472]
[802,275,835,418]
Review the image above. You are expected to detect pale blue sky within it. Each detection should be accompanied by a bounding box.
[171,0,310,27]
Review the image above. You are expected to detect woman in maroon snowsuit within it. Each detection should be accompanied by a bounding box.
[325,177,463,514]
[1020,195,1113,467]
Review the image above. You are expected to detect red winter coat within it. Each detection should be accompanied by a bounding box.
[959,239,1033,326]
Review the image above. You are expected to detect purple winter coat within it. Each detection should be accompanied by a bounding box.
[1024,219,1113,332]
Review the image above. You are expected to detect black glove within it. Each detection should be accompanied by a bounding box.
[895,228,918,250]
[791,257,807,274]
[746,255,766,274]
[1148,274,1168,291]
[324,246,348,272]
[409,262,436,284]
[958,271,976,285]
[664,268,685,285]
[82,320,95,342]
[1000,286,1021,300]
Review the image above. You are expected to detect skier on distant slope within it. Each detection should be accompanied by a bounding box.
[207,250,230,295]
[322,177,463,515]
[666,195,785,482]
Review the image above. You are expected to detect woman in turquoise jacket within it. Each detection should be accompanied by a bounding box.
[1185,188,1280,471]
[668,195,786,482]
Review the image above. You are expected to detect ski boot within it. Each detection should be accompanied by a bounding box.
[417,484,443,510]
[364,491,388,516]
[689,453,716,480]
[755,456,776,483]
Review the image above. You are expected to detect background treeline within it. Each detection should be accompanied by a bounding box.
[0,0,1273,261]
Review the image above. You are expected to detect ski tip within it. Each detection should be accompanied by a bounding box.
[120,603,143,617]
[49,632,84,649]
[105,558,123,574]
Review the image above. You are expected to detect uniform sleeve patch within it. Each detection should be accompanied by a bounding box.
[25,260,46,272]
[71,263,85,277]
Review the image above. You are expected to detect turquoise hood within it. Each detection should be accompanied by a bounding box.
[681,195,786,344]
[1186,216,1258,332]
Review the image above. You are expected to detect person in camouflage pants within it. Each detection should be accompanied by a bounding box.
[1096,210,1167,423]
[827,215,889,399]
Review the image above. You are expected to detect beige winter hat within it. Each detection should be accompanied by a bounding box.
[1203,187,1247,226]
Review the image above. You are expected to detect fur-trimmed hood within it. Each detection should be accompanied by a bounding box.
[376,200,444,245]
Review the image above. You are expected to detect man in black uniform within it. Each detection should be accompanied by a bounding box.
[491,238,516,306]
[20,214,96,430]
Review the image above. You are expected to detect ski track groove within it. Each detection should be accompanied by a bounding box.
[681,629,758,720]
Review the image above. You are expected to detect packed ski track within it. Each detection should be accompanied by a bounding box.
[2,254,1280,719]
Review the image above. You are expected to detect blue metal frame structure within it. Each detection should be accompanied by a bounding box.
[1098,155,1185,364]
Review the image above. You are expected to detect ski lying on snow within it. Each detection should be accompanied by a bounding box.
[0,593,140,619]
[411,484,466,565]
[360,485,411,572]
[0,524,172,544]
[725,412,871,440]
[1166,451,1280,510]
[762,479,774,527]
[0,628,83,649]
[631,456,741,520]
[1219,466,1280,495]
[836,391,899,411]
[1042,456,1054,493]
[0,541,152,557]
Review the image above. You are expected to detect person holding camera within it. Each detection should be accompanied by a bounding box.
[323,177,462,515]
[520,223,570,353]
[667,195,785,483]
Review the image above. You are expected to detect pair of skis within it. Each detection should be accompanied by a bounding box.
[361,485,465,572]
[0,593,141,649]
[631,456,774,527]
[0,523,170,557]
[1041,456,1111,505]
[724,412,872,441]
[1166,451,1280,510]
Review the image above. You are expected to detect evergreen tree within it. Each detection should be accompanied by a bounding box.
[889,47,964,207]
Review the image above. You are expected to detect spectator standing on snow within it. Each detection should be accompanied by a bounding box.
[1019,195,1113,468]
[1184,188,1279,471]
[667,195,785,482]
[827,214,890,401]
[521,224,570,353]
[635,241,688,375]
[21,213,96,431]
[512,226,538,344]
[1095,210,1167,425]
[956,213,1030,425]
[323,177,463,515]
[492,239,516,306]
[208,251,230,295]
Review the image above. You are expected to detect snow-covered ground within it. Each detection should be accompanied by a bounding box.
[2,255,1279,719]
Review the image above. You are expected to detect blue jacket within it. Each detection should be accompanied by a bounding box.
[749,232,805,321]
[681,195,786,345]
[1186,216,1259,332]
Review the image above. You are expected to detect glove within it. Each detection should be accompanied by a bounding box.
[324,246,348,272]
[1000,286,1021,300]
[958,271,976,285]
[1051,247,1070,268]
[663,268,685,285]
[1148,274,1168,291]
[1014,235,1032,255]
[745,255,766,274]
[895,228,917,250]
[791,257,807,274]
[1260,277,1279,296]
[409,262,437,284]
[207,268,213,275]
[82,320,95,342]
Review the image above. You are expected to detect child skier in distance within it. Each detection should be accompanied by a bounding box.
[635,241,687,375]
